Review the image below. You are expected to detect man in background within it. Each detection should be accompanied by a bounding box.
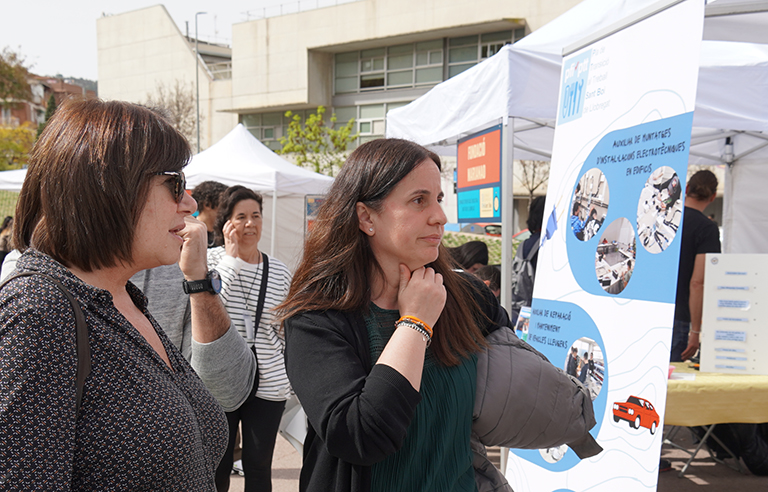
[192,180,228,247]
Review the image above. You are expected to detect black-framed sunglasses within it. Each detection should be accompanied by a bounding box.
[153,171,186,203]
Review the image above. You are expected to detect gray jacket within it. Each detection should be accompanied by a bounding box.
[131,265,257,412]
[472,326,602,491]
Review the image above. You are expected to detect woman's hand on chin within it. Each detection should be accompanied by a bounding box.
[223,220,240,259]
[397,264,446,330]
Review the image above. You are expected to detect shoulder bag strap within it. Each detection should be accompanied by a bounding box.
[0,271,91,415]
[253,253,270,329]
[526,237,540,261]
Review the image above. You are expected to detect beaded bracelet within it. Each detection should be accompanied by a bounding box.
[396,319,432,347]
[397,315,433,338]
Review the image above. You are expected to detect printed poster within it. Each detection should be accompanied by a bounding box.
[505,1,704,491]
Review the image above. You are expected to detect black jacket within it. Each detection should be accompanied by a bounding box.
[283,276,506,492]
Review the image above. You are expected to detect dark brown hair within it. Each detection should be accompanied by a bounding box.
[447,240,488,270]
[192,180,228,210]
[13,98,190,271]
[686,169,718,201]
[277,138,485,366]
[213,185,264,246]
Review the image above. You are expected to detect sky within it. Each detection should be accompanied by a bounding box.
[0,0,327,81]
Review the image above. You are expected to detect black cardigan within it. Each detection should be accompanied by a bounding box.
[283,277,508,492]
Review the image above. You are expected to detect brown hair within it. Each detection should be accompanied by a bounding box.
[686,169,718,201]
[213,185,264,246]
[277,138,485,366]
[13,98,190,272]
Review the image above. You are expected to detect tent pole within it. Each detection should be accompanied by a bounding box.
[500,119,515,317]
[271,189,278,256]
[498,119,514,481]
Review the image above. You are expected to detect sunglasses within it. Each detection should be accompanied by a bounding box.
[154,171,187,203]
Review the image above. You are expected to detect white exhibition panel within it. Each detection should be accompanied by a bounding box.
[701,253,768,374]
[505,1,704,490]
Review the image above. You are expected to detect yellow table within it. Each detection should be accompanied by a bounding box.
[665,362,768,426]
[664,363,768,476]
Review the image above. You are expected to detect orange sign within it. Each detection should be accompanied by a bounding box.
[457,127,501,189]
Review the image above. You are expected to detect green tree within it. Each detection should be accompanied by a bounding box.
[37,93,57,137]
[0,47,31,104]
[0,122,36,169]
[278,106,358,176]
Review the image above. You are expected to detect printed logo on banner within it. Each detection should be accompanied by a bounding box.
[559,50,592,124]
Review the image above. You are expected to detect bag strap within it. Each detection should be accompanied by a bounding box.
[253,253,270,329]
[525,238,540,261]
[0,271,91,415]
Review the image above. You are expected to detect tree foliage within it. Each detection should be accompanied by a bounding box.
[0,47,31,104]
[0,122,35,170]
[145,79,201,151]
[37,93,57,137]
[278,106,358,176]
[514,159,550,204]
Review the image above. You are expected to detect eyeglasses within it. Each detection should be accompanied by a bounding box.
[153,171,186,203]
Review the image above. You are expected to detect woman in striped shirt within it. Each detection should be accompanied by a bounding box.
[207,185,293,492]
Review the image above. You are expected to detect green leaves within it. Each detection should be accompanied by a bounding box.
[278,106,358,176]
[0,47,31,104]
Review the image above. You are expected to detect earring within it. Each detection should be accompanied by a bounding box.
[369,228,373,233]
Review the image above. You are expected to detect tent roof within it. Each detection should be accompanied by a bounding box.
[185,124,333,197]
[386,0,768,155]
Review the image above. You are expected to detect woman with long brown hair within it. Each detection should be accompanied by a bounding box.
[278,138,511,492]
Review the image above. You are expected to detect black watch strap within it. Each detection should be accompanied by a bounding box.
[183,270,221,294]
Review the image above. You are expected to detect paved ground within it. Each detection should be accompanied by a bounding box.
[227,426,767,491]
[658,426,766,491]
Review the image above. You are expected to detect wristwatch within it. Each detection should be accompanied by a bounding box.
[182,270,222,295]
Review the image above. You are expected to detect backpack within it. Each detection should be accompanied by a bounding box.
[510,238,539,314]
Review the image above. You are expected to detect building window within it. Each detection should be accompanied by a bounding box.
[240,110,311,151]
[334,40,445,94]
[333,30,525,94]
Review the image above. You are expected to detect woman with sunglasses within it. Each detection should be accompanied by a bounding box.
[0,98,227,490]
[207,185,293,492]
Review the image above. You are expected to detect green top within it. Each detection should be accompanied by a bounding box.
[366,303,477,492]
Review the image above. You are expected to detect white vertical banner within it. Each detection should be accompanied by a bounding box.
[506,1,704,491]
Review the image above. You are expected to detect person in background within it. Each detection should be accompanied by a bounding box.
[571,202,587,239]
[208,185,293,492]
[448,240,488,273]
[475,264,501,298]
[578,352,589,383]
[521,196,546,272]
[0,216,12,264]
[674,170,720,362]
[566,346,579,377]
[278,138,512,492]
[0,98,227,489]
[192,180,229,248]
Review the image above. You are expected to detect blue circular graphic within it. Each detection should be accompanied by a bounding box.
[512,299,607,472]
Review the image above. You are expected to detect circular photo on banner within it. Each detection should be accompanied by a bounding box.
[563,337,604,401]
[570,168,609,241]
[637,166,683,254]
[595,218,636,295]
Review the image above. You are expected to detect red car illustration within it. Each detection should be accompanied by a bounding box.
[613,396,659,435]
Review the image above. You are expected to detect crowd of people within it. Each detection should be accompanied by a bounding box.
[0,97,725,489]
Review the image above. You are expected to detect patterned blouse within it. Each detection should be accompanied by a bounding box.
[0,250,228,491]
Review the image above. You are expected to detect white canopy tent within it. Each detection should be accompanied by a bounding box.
[185,124,333,269]
[0,169,28,191]
[386,0,768,255]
